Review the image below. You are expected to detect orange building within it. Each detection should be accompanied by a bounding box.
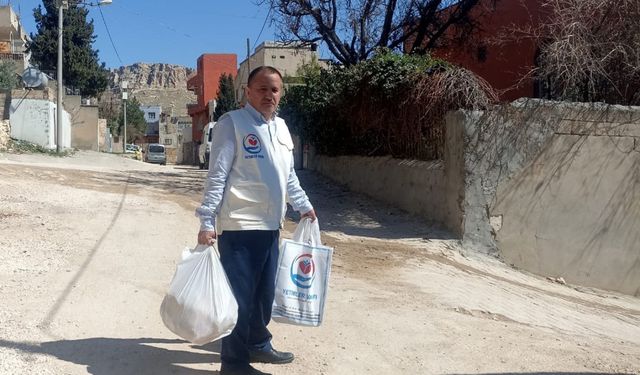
[406,0,549,102]
[187,54,237,143]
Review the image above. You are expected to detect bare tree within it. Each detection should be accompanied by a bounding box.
[260,0,482,65]
[536,0,640,105]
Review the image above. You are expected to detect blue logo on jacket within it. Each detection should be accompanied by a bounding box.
[243,134,262,156]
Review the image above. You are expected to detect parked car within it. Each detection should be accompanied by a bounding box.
[125,144,141,153]
[145,143,166,165]
[198,122,216,169]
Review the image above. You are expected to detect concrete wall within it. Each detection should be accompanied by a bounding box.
[309,99,640,296]
[307,153,452,230]
[98,119,108,152]
[111,137,123,153]
[448,102,561,253]
[452,100,640,296]
[161,134,179,164]
[178,126,194,165]
[9,98,70,149]
[66,95,100,151]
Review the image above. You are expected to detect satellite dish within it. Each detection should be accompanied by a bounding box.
[22,67,49,89]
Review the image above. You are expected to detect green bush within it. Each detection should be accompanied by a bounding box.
[280,50,465,160]
[0,61,19,91]
[6,139,74,156]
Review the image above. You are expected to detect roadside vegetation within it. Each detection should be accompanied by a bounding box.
[535,0,640,105]
[3,139,75,156]
[28,0,108,97]
[280,50,496,161]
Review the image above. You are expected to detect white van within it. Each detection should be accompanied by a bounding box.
[198,122,216,169]
[145,143,166,165]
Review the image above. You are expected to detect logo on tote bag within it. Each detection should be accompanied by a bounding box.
[290,254,315,289]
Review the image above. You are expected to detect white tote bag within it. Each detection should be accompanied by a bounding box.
[272,218,333,326]
[160,244,238,345]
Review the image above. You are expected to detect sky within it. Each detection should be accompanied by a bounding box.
[10,0,325,69]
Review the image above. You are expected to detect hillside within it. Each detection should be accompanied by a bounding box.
[108,63,197,117]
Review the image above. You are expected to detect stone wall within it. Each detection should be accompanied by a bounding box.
[0,91,10,120]
[309,99,640,295]
[0,119,9,150]
[308,155,450,227]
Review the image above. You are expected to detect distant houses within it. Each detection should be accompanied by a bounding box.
[235,41,326,103]
[183,42,326,166]
[186,54,237,160]
[0,5,30,74]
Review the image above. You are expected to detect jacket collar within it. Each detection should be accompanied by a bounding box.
[244,102,276,123]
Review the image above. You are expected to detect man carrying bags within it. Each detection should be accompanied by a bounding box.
[196,66,316,375]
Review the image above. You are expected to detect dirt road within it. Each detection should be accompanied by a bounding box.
[0,151,639,375]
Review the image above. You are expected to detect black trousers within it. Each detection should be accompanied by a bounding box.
[218,230,279,368]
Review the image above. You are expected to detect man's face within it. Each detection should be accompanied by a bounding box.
[246,71,283,119]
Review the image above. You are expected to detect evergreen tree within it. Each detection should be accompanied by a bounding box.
[28,0,108,97]
[0,61,18,91]
[110,96,146,143]
[213,73,238,121]
[98,90,120,133]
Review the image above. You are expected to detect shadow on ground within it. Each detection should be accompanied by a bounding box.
[291,170,456,241]
[109,168,457,242]
[0,338,222,375]
[12,162,457,242]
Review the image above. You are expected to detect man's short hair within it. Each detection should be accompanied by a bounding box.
[248,66,283,86]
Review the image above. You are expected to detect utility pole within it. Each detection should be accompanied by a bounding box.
[122,80,128,151]
[246,38,251,73]
[56,0,67,154]
[245,38,251,105]
[55,0,112,154]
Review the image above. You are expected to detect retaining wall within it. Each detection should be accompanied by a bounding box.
[309,99,640,295]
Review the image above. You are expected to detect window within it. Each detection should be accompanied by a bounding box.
[279,55,285,59]
[148,112,156,120]
[164,138,172,146]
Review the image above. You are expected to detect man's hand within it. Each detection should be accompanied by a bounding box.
[198,230,217,245]
[301,209,317,222]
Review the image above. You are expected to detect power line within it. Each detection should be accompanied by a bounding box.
[97,4,123,65]
[252,6,271,51]
[118,3,194,39]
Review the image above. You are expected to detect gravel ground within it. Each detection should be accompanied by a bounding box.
[0,151,638,375]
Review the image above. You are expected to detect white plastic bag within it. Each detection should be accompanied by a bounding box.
[160,244,238,345]
[272,218,333,326]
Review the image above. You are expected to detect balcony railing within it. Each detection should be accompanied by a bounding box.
[0,52,25,61]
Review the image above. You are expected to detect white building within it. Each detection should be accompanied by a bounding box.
[140,104,161,138]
